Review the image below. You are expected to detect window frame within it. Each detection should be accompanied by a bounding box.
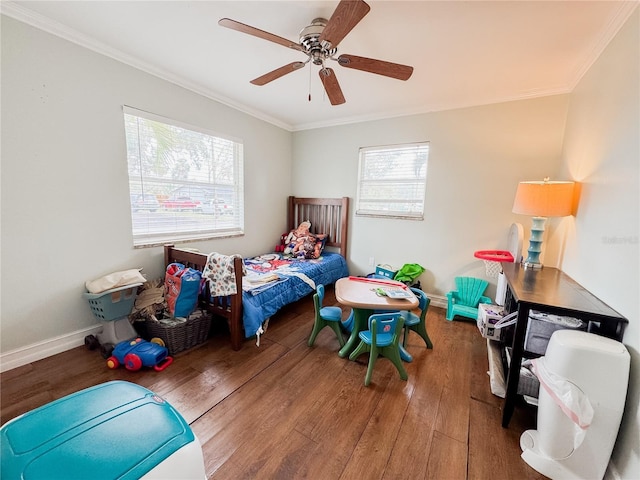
[123,106,244,247]
[356,142,429,220]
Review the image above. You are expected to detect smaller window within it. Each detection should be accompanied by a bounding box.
[356,142,429,219]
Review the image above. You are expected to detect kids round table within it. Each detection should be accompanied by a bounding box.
[335,276,418,360]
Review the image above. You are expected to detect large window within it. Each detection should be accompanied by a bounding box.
[356,142,429,219]
[123,106,244,246]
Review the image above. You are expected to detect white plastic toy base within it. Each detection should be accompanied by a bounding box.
[521,404,623,480]
[141,435,206,479]
[521,430,579,480]
[97,316,138,345]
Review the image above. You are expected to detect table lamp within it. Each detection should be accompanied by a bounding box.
[512,178,575,269]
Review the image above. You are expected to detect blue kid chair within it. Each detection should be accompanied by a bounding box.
[349,312,407,386]
[400,287,433,348]
[308,284,345,348]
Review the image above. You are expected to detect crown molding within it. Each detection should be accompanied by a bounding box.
[292,86,572,131]
[567,1,639,90]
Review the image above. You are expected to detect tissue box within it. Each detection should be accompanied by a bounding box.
[477,303,506,341]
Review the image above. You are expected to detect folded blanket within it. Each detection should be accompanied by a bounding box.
[203,252,245,296]
[85,268,146,294]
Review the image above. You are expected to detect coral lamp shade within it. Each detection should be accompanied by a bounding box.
[512,181,575,217]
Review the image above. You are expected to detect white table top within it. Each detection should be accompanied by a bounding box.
[335,277,418,310]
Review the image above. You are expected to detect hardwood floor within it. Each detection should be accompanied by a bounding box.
[1,286,547,479]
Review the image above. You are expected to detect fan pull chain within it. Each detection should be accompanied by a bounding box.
[308,63,312,102]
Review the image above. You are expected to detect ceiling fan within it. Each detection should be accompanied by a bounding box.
[218,0,413,105]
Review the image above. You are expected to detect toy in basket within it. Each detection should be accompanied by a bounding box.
[83,283,143,359]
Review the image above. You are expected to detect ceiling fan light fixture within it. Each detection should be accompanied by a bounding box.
[299,17,338,62]
[219,0,414,105]
[299,18,327,36]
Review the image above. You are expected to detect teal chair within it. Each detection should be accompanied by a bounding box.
[446,277,491,321]
[308,284,345,348]
[400,287,433,349]
[349,312,407,386]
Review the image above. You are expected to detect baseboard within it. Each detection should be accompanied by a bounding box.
[0,294,448,374]
[428,293,447,310]
[0,324,102,373]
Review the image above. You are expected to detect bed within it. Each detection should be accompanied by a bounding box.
[164,196,350,350]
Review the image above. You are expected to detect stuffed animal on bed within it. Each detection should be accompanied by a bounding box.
[282,221,327,259]
[284,221,311,255]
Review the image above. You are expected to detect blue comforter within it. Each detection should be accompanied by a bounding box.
[241,252,349,338]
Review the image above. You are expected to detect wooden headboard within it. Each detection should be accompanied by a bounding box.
[287,196,349,258]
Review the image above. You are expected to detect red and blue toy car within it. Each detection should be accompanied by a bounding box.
[106,337,173,372]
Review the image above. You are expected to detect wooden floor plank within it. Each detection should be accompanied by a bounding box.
[426,431,468,479]
[339,376,412,479]
[468,398,545,480]
[434,320,474,444]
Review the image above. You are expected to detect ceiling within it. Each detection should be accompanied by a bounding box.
[3,1,637,131]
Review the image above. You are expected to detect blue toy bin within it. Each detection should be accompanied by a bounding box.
[0,381,205,480]
[375,264,398,279]
[83,283,143,322]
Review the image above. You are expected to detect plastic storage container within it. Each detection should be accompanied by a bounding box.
[375,264,397,279]
[83,284,142,321]
[524,310,586,355]
[1,381,205,480]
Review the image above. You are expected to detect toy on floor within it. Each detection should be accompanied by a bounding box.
[106,337,173,372]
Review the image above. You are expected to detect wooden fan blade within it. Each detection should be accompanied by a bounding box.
[219,18,302,52]
[319,0,371,49]
[337,54,414,80]
[251,62,306,86]
[319,68,346,105]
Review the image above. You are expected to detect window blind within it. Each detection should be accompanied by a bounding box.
[123,106,244,246]
[356,142,429,219]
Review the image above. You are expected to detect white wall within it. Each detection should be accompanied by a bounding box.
[1,16,292,357]
[560,8,639,479]
[292,96,570,299]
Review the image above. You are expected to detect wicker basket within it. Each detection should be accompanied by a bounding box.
[145,311,211,355]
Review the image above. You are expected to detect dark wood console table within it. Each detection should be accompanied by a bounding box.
[500,262,627,427]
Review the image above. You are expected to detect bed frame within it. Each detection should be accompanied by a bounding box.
[164,196,349,350]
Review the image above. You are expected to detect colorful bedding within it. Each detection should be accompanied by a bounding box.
[241,252,349,338]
